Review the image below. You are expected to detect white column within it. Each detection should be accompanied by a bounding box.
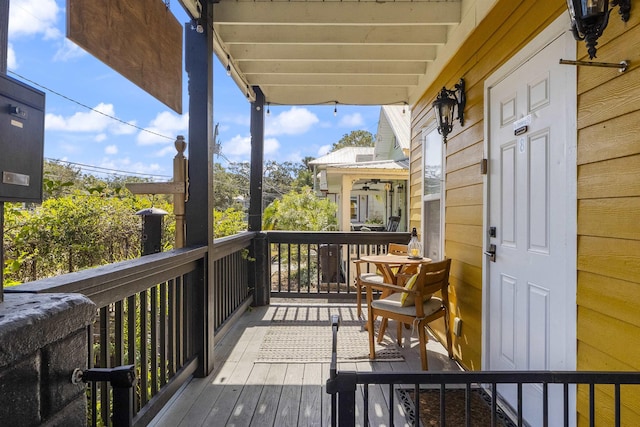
[340,175,353,231]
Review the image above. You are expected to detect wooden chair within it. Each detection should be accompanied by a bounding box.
[386,216,401,231]
[353,243,409,318]
[365,258,452,370]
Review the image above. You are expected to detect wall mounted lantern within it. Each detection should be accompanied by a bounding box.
[432,78,466,144]
[566,0,631,59]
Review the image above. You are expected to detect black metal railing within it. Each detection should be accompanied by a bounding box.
[211,232,254,336]
[9,232,255,426]
[326,317,640,427]
[266,231,410,298]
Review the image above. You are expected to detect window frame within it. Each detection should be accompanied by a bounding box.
[421,123,445,261]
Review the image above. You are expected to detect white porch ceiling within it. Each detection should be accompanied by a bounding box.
[209,0,468,106]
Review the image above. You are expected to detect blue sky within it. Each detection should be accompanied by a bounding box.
[7,0,381,180]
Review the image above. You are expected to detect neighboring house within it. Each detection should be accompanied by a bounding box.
[310,106,410,231]
[407,3,640,425]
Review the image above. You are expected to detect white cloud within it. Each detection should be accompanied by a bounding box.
[222,135,251,157]
[221,135,279,160]
[53,39,87,62]
[154,145,178,158]
[317,145,332,156]
[99,157,163,176]
[264,138,280,155]
[137,111,189,145]
[339,113,364,128]
[9,0,61,40]
[104,145,118,155]
[265,107,319,136]
[95,134,107,142]
[45,103,135,136]
[7,44,17,69]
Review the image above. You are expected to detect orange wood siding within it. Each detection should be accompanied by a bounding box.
[409,0,564,371]
[575,8,640,424]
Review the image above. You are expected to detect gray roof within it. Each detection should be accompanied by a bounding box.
[380,105,411,150]
[308,147,374,166]
[327,158,409,170]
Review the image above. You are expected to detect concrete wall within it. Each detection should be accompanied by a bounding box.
[0,293,95,426]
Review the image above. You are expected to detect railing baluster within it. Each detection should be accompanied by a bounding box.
[614,383,621,427]
[278,242,282,293]
[307,243,311,294]
[140,290,148,406]
[297,243,302,293]
[415,384,420,427]
[160,281,167,387]
[388,383,394,425]
[151,285,159,397]
[465,383,471,427]
[167,280,176,377]
[564,383,569,427]
[287,243,292,292]
[491,382,497,427]
[316,244,321,292]
[543,382,548,427]
[517,383,523,426]
[88,324,97,427]
[363,383,369,426]
[589,383,595,427]
[440,383,446,426]
[115,301,124,366]
[176,277,183,367]
[99,306,110,426]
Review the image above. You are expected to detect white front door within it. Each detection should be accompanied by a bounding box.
[485,24,576,426]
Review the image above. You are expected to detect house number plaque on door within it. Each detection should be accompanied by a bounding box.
[513,114,532,135]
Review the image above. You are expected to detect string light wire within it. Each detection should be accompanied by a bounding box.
[8,70,175,142]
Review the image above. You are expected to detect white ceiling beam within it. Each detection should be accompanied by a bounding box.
[214,24,449,45]
[241,61,427,75]
[230,45,437,62]
[250,74,419,87]
[261,86,410,106]
[213,2,461,26]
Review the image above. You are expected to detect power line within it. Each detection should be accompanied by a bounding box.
[46,158,172,180]
[8,70,175,141]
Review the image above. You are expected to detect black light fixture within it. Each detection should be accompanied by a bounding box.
[432,78,465,144]
[566,0,631,59]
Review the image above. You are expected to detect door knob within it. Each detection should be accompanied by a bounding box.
[484,244,496,262]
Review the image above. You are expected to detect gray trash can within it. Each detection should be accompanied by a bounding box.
[319,244,345,283]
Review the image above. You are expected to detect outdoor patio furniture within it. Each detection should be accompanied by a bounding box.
[353,243,411,318]
[365,258,453,370]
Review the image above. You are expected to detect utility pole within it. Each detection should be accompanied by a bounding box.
[0,0,10,302]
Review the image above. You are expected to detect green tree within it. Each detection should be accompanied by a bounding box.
[213,163,246,211]
[330,130,374,152]
[292,156,314,190]
[214,208,247,237]
[263,187,337,231]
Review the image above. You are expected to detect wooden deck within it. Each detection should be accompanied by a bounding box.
[150,300,462,427]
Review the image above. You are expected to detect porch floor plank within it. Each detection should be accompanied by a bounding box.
[298,363,323,427]
[150,301,461,427]
[249,363,287,426]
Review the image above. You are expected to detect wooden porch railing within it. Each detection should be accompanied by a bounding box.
[265,231,410,298]
[8,232,255,426]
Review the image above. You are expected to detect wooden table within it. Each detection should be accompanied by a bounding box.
[359,254,432,285]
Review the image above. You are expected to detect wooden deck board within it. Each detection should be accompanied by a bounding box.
[274,364,305,426]
[250,363,287,426]
[151,302,461,427]
[298,363,323,427]
[222,363,271,426]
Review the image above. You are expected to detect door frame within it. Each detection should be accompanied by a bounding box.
[481,13,577,371]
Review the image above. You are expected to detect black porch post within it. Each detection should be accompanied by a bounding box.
[248,86,264,232]
[0,0,8,302]
[248,86,269,306]
[185,3,215,377]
